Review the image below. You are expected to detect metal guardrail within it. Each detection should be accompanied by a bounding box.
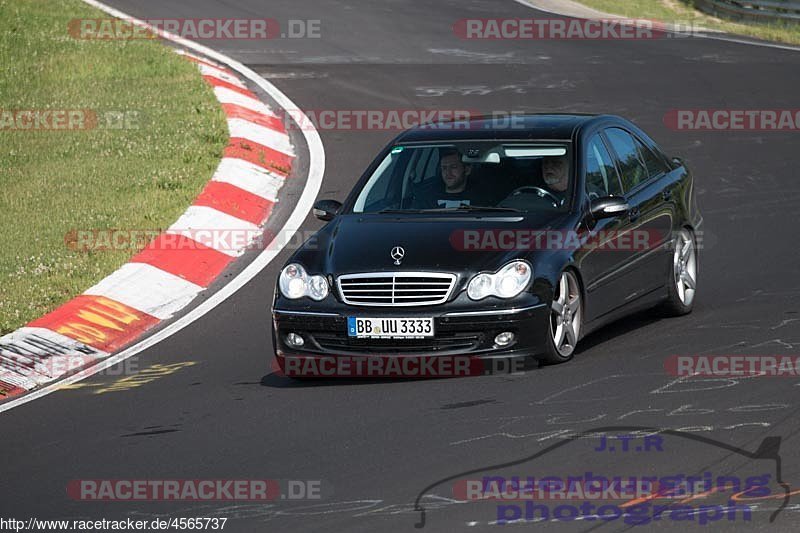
[694,0,800,23]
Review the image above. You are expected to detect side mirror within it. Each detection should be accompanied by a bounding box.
[590,196,629,220]
[313,199,342,221]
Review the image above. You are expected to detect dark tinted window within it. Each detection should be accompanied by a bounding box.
[352,142,572,213]
[605,128,648,191]
[404,147,436,185]
[585,134,622,198]
[634,137,671,179]
[423,149,440,180]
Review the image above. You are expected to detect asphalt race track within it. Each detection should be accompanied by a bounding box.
[4,1,800,531]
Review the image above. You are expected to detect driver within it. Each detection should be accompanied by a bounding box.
[412,148,488,208]
[542,155,570,205]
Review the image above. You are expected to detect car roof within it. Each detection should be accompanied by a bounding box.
[395,113,619,143]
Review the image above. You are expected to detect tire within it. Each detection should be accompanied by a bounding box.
[662,228,698,316]
[539,269,583,365]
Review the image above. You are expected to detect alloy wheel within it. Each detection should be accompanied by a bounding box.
[550,270,582,357]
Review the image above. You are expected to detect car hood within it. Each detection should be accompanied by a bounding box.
[291,213,570,275]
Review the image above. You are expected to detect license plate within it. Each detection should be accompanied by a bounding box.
[347,317,434,339]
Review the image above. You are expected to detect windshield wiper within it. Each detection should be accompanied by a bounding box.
[377,208,424,214]
[423,205,522,213]
[377,205,521,214]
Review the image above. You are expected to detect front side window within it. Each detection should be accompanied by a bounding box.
[351,142,573,214]
[585,134,622,199]
[605,128,648,192]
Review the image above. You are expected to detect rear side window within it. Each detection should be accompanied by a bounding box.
[634,138,671,179]
[605,128,648,192]
[585,134,622,198]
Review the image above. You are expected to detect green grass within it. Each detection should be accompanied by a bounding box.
[0,0,228,335]
[576,0,800,45]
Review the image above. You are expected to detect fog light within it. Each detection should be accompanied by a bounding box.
[285,333,305,348]
[494,332,516,347]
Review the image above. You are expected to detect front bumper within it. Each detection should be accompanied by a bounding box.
[272,298,551,360]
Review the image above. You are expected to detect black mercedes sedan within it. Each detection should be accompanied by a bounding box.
[271,114,702,372]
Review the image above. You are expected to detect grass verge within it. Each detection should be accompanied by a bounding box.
[575,0,800,46]
[0,0,228,335]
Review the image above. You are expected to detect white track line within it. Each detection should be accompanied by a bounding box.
[0,0,326,414]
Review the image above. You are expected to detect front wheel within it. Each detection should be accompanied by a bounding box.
[539,270,582,365]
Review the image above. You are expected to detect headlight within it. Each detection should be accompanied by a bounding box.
[279,263,329,301]
[467,261,532,300]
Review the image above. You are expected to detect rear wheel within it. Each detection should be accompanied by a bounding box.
[540,270,582,365]
[662,228,698,316]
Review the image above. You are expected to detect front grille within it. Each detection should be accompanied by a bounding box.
[310,331,483,354]
[337,272,457,307]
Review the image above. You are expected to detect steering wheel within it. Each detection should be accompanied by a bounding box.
[508,186,561,207]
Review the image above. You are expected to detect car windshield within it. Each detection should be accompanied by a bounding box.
[351,142,573,214]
